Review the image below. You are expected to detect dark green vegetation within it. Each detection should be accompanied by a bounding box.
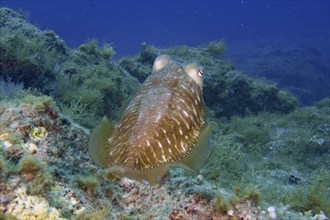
[57,39,139,127]
[18,154,45,173]
[0,8,139,128]
[0,8,67,92]
[18,154,54,195]
[75,175,100,195]
[203,98,330,216]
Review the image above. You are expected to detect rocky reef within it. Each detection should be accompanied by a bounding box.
[1,7,329,220]
[0,7,139,128]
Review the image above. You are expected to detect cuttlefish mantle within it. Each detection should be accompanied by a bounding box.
[88,54,215,185]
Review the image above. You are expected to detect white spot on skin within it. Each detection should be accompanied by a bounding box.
[180,140,186,151]
[172,117,181,126]
[155,114,161,122]
[161,128,167,134]
[172,133,177,145]
[144,150,152,164]
[180,84,189,92]
[146,140,151,146]
[192,107,197,117]
[179,98,186,104]
[152,151,158,161]
[157,141,163,148]
[179,129,183,135]
[154,130,160,137]
[178,113,190,130]
[196,94,201,103]
[166,137,171,145]
[183,110,189,117]
[162,155,167,161]
[138,153,148,167]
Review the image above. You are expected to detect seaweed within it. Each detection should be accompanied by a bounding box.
[280,167,330,216]
[75,175,100,196]
[17,154,53,195]
[207,40,226,57]
[17,154,44,174]
[202,134,244,186]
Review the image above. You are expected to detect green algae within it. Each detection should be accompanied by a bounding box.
[203,99,330,216]
[214,194,232,215]
[72,209,107,220]
[59,97,97,127]
[75,175,100,195]
[17,154,54,195]
[0,8,67,91]
[202,134,244,186]
[207,40,226,56]
[280,167,330,216]
[18,154,44,174]
[57,39,138,127]
[0,156,4,172]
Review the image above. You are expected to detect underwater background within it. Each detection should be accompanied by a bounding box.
[1,0,329,105]
[0,1,329,220]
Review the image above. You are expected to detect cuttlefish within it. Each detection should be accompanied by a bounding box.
[88,54,214,185]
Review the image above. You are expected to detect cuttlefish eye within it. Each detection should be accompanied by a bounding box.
[184,63,204,87]
[198,68,204,77]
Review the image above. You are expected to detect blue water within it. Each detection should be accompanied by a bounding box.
[1,1,329,57]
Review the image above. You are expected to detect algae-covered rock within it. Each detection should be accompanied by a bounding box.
[5,187,65,220]
[0,8,68,94]
[206,101,330,217]
[0,8,140,128]
[57,39,139,127]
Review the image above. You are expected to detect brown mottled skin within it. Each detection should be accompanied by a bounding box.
[108,63,205,170]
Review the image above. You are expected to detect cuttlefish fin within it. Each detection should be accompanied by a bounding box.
[179,121,218,172]
[104,164,170,185]
[88,116,115,168]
